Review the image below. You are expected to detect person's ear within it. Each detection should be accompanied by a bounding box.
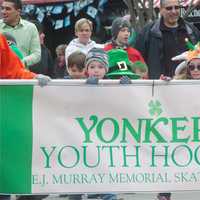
[17,8,21,14]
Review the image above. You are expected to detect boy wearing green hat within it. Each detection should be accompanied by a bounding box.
[106,49,147,80]
[131,61,148,79]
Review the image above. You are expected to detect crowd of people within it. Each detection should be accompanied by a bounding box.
[1,0,200,199]
[1,0,200,83]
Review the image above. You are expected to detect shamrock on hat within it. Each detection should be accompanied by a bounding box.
[106,49,141,79]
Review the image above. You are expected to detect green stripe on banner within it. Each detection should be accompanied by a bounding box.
[0,85,33,194]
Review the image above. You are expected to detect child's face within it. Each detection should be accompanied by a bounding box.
[134,68,148,79]
[116,27,130,45]
[75,22,92,45]
[56,51,65,62]
[188,58,200,79]
[87,61,106,79]
[39,32,45,45]
[68,65,86,79]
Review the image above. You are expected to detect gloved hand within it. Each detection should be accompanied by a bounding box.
[35,74,51,87]
[86,76,99,85]
[120,76,132,84]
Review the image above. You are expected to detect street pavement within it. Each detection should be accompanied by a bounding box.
[10,192,200,200]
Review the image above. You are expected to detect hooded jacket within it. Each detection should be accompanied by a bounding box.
[0,34,36,79]
[65,38,104,63]
[104,43,145,64]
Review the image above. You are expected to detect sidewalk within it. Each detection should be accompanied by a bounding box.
[10,192,200,200]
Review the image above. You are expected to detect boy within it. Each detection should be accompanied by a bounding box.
[65,18,103,63]
[85,48,108,80]
[85,48,138,84]
[66,50,86,79]
[55,44,67,78]
[84,48,109,85]
[104,17,145,64]
[131,61,148,79]
[84,48,117,200]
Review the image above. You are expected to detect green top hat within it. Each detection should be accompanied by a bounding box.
[106,49,141,79]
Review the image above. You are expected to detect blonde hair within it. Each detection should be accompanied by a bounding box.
[75,18,93,33]
[173,65,188,80]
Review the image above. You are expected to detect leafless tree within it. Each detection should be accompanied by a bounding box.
[123,0,157,31]
[182,0,196,18]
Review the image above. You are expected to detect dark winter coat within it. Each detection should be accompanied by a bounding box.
[135,17,200,79]
[29,45,55,78]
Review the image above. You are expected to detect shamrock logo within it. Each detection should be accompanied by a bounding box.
[148,100,162,117]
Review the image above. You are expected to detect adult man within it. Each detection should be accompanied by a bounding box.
[135,0,200,79]
[0,0,41,68]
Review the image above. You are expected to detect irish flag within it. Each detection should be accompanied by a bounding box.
[0,85,33,194]
[1,82,200,194]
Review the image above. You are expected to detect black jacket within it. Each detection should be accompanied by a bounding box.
[29,45,55,78]
[135,17,200,79]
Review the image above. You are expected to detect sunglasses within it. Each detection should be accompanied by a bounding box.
[165,5,180,11]
[188,64,200,71]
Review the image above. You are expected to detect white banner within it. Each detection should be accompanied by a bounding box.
[30,82,200,193]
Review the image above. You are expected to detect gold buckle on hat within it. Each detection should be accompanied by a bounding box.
[117,61,128,71]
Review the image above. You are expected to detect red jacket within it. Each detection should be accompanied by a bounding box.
[104,43,145,64]
[0,34,36,79]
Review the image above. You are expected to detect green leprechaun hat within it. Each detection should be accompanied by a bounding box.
[106,49,141,79]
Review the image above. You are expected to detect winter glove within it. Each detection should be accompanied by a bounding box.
[119,76,132,84]
[86,76,99,85]
[35,74,51,87]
